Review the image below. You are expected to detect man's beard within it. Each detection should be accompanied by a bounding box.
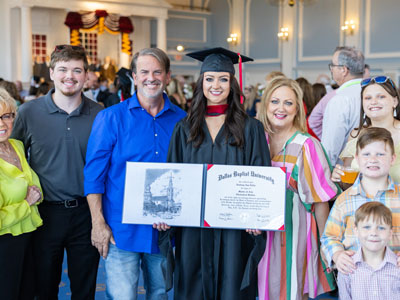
[59,79,81,97]
[61,90,80,97]
[139,80,164,99]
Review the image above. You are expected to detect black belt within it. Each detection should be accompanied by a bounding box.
[43,197,87,208]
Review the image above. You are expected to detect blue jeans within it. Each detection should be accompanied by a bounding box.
[105,243,168,300]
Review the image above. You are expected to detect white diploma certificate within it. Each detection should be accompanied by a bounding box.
[203,164,286,230]
[122,162,286,231]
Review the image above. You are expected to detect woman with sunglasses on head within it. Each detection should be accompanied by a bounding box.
[157,48,271,300]
[331,76,400,185]
[257,77,339,300]
[0,88,43,300]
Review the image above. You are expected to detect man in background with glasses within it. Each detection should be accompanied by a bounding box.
[12,44,103,300]
[321,46,365,166]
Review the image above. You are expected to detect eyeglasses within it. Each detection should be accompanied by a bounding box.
[0,113,15,122]
[54,45,85,52]
[328,63,344,70]
[361,76,396,89]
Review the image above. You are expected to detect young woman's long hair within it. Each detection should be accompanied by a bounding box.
[186,73,247,148]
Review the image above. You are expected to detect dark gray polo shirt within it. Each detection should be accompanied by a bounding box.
[11,89,103,201]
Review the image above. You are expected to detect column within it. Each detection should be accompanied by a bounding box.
[2,1,12,80]
[230,0,245,54]
[343,0,361,48]
[157,17,167,51]
[120,52,130,69]
[280,4,296,78]
[120,33,131,68]
[21,5,32,83]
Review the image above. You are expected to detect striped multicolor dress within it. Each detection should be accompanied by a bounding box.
[258,131,339,300]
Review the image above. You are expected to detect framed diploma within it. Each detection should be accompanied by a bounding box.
[122,162,286,231]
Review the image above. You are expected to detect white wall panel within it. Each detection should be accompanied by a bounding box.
[246,0,280,62]
[365,0,400,58]
[298,0,342,61]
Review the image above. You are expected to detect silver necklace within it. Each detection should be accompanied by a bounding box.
[0,142,19,164]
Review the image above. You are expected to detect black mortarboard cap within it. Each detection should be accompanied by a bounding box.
[116,67,132,86]
[186,47,253,75]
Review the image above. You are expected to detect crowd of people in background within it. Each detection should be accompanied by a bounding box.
[1,55,198,113]
[2,50,351,119]
[0,50,374,123]
[1,43,400,300]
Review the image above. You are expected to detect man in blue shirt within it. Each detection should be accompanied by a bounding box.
[84,48,186,299]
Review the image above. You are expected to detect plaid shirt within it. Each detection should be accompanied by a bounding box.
[337,247,400,300]
[321,175,400,266]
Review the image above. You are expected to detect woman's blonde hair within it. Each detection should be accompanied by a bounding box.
[0,87,17,114]
[258,76,307,135]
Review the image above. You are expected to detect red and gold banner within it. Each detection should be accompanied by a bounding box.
[65,11,134,55]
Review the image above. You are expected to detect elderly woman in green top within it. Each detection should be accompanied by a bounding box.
[0,87,42,300]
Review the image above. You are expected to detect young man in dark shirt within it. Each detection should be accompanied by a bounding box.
[12,44,103,300]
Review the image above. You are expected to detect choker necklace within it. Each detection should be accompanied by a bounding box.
[206,104,229,117]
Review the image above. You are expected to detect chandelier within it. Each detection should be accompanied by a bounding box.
[268,0,316,7]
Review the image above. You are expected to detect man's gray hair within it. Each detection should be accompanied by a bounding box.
[130,48,170,74]
[334,46,365,77]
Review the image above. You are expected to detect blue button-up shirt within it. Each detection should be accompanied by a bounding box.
[84,92,186,253]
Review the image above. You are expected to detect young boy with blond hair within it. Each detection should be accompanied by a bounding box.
[337,201,400,299]
[321,127,400,274]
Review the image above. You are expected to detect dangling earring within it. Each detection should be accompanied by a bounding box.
[362,113,367,125]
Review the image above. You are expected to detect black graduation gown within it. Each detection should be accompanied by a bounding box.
[159,117,271,300]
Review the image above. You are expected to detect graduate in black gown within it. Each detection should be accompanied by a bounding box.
[157,48,271,300]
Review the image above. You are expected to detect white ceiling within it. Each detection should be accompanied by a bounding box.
[166,0,211,10]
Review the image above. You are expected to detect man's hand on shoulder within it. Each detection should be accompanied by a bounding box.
[333,249,356,274]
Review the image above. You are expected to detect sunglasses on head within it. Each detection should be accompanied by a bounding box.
[54,44,84,52]
[361,76,396,89]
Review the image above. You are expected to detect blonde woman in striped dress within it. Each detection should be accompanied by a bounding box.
[257,77,340,300]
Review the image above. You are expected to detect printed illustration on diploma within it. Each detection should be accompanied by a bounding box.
[143,169,182,219]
